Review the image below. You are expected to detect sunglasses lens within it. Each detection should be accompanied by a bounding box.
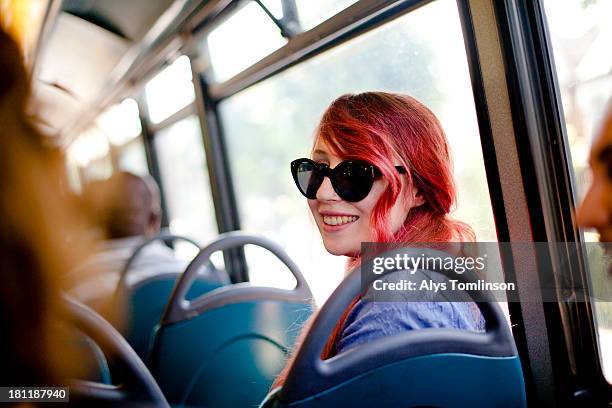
[334,161,374,202]
[294,160,322,199]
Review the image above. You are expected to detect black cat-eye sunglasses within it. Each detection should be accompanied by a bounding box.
[290,158,406,202]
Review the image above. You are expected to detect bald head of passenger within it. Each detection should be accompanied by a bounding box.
[84,171,161,240]
[577,100,612,241]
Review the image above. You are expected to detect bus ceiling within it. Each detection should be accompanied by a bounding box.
[17,0,198,144]
[19,0,363,146]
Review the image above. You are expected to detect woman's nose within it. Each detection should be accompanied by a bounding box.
[316,176,340,201]
[576,183,610,231]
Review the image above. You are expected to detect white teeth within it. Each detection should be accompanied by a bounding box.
[323,215,358,226]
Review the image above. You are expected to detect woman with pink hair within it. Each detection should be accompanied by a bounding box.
[275,91,483,386]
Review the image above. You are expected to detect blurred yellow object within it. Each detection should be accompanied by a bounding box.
[0,0,48,65]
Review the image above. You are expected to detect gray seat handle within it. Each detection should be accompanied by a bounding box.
[280,247,518,403]
[114,233,200,297]
[161,231,311,325]
[62,295,170,408]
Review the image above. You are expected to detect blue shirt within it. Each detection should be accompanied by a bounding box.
[336,290,485,354]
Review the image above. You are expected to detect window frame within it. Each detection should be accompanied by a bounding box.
[134,93,172,230]
[490,0,610,404]
[204,0,435,100]
[136,61,212,233]
[190,60,249,283]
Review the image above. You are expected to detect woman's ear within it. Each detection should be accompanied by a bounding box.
[398,170,425,210]
[408,188,425,209]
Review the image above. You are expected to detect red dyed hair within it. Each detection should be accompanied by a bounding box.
[272,91,474,389]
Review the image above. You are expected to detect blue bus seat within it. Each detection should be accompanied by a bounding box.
[116,273,223,361]
[151,292,312,407]
[261,247,527,408]
[149,232,314,408]
[263,352,524,407]
[112,233,228,361]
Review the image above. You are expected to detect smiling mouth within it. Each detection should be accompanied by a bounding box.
[322,215,359,226]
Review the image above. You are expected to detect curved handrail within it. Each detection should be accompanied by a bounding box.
[114,233,200,296]
[62,295,170,408]
[161,231,312,325]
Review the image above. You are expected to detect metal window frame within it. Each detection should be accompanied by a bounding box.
[190,58,249,283]
[456,0,542,405]
[490,0,610,405]
[148,102,196,134]
[255,0,301,38]
[135,94,171,230]
[195,0,434,101]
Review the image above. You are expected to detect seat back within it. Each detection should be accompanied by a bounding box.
[262,247,527,408]
[263,353,524,407]
[149,232,313,408]
[116,273,223,360]
[152,294,312,406]
[113,233,227,360]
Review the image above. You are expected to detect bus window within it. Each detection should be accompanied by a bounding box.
[217,0,496,304]
[97,99,148,176]
[143,54,216,255]
[97,99,142,146]
[153,115,217,247]
[292,0,358,31]
[66,97,149,187]
[67,126,112,184]
[145,55,195,124]
[113,136,148,177]
[205,2,287,82]
[543,0,612,383]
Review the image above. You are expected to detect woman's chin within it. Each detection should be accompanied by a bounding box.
[322,240,359,257]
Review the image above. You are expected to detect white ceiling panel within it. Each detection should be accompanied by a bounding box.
[37,12,129,105]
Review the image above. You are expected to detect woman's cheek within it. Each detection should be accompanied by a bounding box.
[356,217,372,243]
[307,200,318,224]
